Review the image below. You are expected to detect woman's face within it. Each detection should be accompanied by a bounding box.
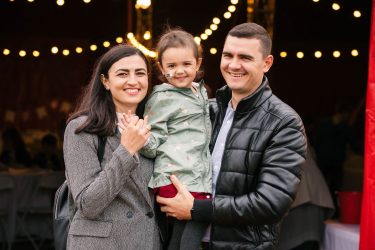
[102,55,149,113]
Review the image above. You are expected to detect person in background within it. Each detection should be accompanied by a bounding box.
[156,22,307,249]
[0,126,32,167]
[314,103,362,217]
[63,44,161,250]
[33,133,64,170]
[277,142,335,250]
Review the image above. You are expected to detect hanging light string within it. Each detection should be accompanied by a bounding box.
[2,0,365,59]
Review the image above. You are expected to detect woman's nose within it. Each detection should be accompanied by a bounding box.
[127,74,137,84]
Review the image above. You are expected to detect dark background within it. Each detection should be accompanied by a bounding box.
[0,0,372,135]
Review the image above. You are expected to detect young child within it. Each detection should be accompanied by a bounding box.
[141,28,212,250]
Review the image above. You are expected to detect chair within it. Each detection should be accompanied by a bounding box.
[16,171,65,250]
[0,173,15,250]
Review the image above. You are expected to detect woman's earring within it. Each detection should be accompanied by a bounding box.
[105,85,109,90]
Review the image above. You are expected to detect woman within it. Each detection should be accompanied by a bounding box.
[63,44,161,249]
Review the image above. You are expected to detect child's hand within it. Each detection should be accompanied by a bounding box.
[117,110,137,131]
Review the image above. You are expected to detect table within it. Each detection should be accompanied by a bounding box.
[0,169,65,246]
[322,221,360,250]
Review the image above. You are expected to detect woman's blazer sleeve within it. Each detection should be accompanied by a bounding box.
[64,117,139,219]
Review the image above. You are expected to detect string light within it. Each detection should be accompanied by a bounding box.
[62,49,70,56]
[314,51,322,58]
[200,33,208,40]
[32,50,40,57]
[332,3,340,11]
[135,0,151,9]
[3,49,10,56]
[296,52,304,59]
[228,5,236,12]
[127,32,156,58]
[5,0,240,57]
[353,10,361,18]
[143,31,151,40]
[210,48,217,55]
[351,49,359,57]
[212,17,221,24]
[194,37,201,45]
[51,47,59,54]
[210,24,218,30]
[223,12,231,19]
[280,51,287,58]
[3,1,363,60]
[75,47,83,53]
[116,37,124,43]
[90,45,97,51]
[56,0,64,6]
[19,50,26,57]
[333,51,341,58]
[205,29,213,36]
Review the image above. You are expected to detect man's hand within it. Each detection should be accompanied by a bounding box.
[157,175,194,220]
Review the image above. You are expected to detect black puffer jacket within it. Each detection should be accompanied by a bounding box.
[193,77,307,249]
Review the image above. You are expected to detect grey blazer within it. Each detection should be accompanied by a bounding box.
[64,116,161,250]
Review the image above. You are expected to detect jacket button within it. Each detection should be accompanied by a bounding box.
[146,212,154,218]
[126,211,133,218]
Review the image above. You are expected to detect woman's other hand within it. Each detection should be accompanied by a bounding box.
[120,115,150,155]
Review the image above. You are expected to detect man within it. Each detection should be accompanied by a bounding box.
[157,22,307,249]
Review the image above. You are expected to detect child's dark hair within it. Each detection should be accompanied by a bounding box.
[156,27,204,81]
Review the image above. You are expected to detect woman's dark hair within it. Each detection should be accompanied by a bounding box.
[156,27,204,82]
[68,44,151,136]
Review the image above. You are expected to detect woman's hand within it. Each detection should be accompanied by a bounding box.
[120,114,151,155]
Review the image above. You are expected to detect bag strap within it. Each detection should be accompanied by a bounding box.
[97,136,107,164]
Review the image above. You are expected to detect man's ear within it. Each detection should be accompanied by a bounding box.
[263,55,273,73]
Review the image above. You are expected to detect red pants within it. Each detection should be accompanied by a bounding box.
[154,184,211,200]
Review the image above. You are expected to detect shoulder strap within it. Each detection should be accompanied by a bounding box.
[97,136,107,164]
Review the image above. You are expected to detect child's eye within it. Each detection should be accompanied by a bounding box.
[167,65,175,69]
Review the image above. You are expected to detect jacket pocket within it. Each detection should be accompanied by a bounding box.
[69,219,112,238]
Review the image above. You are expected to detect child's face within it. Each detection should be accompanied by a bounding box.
[159,46,202,89]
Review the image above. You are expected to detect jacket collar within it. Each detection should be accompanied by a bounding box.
[216,76,272,115]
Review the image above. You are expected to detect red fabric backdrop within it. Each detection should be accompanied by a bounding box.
[360,0,375,249]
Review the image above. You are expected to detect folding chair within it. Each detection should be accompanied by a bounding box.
[16,171,65,250]
[0,173,15,250]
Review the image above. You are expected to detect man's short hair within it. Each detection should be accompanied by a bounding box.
[227,22,272,57]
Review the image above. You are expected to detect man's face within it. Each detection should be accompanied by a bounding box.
[220,35,273,100]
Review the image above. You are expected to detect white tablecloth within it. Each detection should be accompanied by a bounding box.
[323,221,360,250]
